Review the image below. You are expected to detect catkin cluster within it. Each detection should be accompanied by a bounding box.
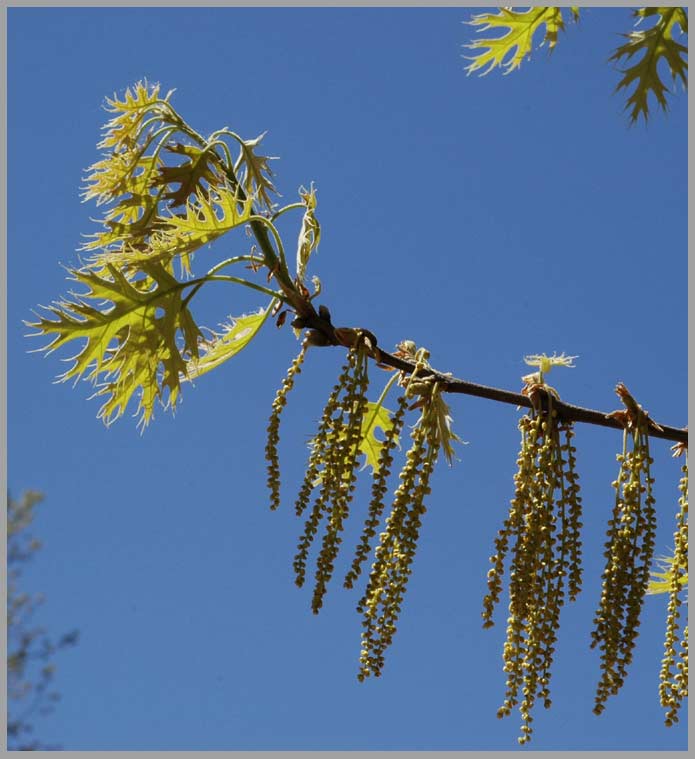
[659,448,688,726]
[356,381,445,681]
[591,419,657,715]
[265,340,309,510]
[344,391,409,590]
[483,403,583,745]
[293,339,371,613]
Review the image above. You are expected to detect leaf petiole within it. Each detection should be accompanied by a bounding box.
[271,202,306,222]
[181,273,288,308]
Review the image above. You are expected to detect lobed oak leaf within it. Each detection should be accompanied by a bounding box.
[81,193,162,252]
[235,132,278,211]
[609,7,688,124]
[465,7,576,76]
[99,80,169,152]
[157,186,255,263]
[358,402,397,473]
[153,142,225,208]
[27,261,202,429]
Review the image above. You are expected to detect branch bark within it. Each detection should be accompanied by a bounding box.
[229,172,687,447]
[298,309,688,445]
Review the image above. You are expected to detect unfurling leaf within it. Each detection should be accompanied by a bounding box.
[98,80,171,152]
[465,7,578,76]
[27,261,202,428]
[296,184,321,284]
[235,132,278,210]
[609,7,688,124]
[82,151,164,208]
[186,303,274,379]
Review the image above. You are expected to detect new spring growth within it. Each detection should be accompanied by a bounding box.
[356,343,463,682]
[344,374,407,591]
[266,339,309,510]
[485,353,582,745]
[592,384,658,716]
[522,353,578,401]
[293,336,371,612]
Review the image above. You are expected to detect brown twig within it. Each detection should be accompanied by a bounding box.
[294,309,687,445]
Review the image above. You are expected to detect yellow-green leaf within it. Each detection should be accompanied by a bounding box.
[609,7,688,124]
[358,402,396,473]
[154,142,225,208]
[296,184,321,284]
[99,80,170,152]
[82,150,163,207]
[162,185,255,252]
[648,553,689,596]
[236,132,278,211]
[466,7,575,76]
[27,261,201,428]
[186,303,274,379]
[80,192,162,252]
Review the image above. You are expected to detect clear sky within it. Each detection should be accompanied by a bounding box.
[7,6,687,752]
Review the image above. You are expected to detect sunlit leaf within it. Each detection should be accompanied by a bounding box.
[357,402,397,473]
[186,303,274,379]
[609,7,688,124]
[236,132,278,210]
[466,7,577,76]
[296,184,320,284]
[154,142,225,208]
[647,552,689,596]
[81,192,162,252]
[148,186,255,273]
[99,80,171,152]
[27,261,202,428]
[82,151,163,207]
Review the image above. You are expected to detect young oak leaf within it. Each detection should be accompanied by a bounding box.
[27,261,202,429]
[307,401,396,491]
[609,7,688,124]
[82,150,162,207]
[358,402,397,473]
[465,7,578,76]
[185,303,274,380]
[99,80,171,153]
[161,185,255,255]
[81,192,163,253]
[235,132,278,211]
[153,142,225,208]
[296,184,320,285]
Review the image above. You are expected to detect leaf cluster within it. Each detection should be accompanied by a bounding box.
[28,81,322,428]
[465,7,688,124]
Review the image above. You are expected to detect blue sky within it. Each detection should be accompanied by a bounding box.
[7,6,687,751]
